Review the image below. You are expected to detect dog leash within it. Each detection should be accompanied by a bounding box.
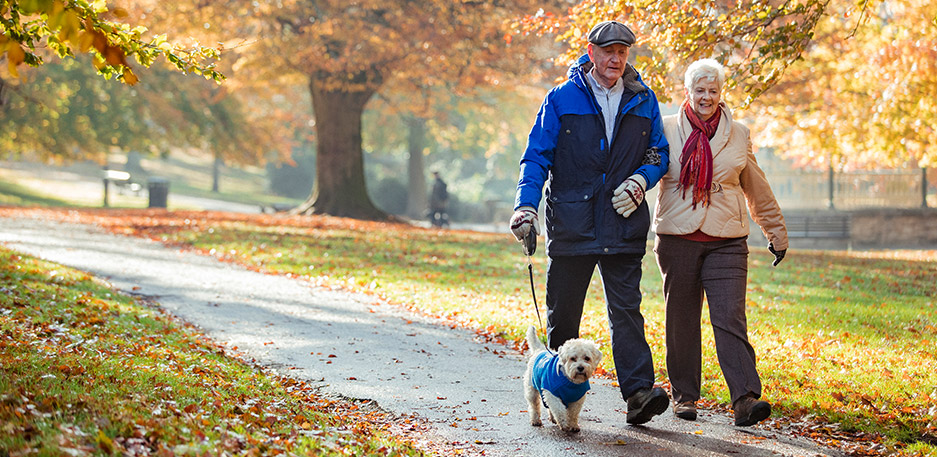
[522,229,553,354]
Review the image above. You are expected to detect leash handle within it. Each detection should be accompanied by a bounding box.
[523,228,537,256]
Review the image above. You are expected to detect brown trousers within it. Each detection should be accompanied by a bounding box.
[654,235,762,404]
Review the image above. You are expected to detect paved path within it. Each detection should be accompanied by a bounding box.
[0,214,841,457]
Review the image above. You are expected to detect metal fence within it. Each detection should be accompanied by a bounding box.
[764,168,929,210]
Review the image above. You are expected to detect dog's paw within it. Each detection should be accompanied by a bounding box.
[530,418,543,427]
[563,425,580,434]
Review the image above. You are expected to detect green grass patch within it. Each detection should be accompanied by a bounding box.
[0,247,428,456]
[0,180,73,207]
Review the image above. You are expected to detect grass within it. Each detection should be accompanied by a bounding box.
[0,180,72,207]
[0,246,429,456]
[33,207,931,456]
[0,152,301,210]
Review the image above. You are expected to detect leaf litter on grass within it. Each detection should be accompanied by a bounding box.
[0,245,431,456]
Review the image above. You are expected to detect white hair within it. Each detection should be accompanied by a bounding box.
[684,58,726,90]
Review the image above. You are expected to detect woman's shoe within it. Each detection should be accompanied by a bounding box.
[673,401,697,421]
[733,394,771,426]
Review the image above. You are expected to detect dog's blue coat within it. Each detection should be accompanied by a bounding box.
[531,351,590,406]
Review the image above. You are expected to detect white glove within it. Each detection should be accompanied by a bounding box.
[611,174,647,218]
[509,206,539,241]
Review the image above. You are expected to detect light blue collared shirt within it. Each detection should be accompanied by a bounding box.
[586,70,624,145]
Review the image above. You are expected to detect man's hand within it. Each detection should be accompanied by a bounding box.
[510,206,539,241]
[768,243,786,267]
[611,174,647,218]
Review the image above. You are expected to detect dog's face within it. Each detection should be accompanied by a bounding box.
[557,339,603,384]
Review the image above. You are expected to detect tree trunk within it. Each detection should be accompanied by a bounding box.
[405,116,428,219]
[294,79,387,220]
[212,151,222,193]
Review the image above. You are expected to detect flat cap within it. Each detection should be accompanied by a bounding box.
[587,21,635,47]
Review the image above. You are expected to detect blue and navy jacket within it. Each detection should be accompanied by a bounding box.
[514,54,670,256]
[531,351,590,406]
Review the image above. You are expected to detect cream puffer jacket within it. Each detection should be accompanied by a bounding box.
[653,104,789,251]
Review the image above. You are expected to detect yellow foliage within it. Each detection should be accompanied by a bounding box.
[78,29,95,53]
[748,0,937,169]
[6,42,25,77]
[121,69,138,85]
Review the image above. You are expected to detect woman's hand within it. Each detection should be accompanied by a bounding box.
[768,243,786,266]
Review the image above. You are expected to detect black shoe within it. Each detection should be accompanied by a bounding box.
[673,401,698,421]
[733,394,771,426]
[626,387,669,425]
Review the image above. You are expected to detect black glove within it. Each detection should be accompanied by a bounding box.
[768,243,786,267]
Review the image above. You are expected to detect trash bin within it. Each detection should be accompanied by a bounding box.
[147,177,169,208]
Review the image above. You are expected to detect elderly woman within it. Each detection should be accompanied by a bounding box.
[652,58,788,426]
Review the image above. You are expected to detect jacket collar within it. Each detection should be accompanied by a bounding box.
[677,101,732,157]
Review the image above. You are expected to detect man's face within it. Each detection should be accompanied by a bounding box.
[587,43,630,88]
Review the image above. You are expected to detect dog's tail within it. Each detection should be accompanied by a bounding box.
[525,325,542,354]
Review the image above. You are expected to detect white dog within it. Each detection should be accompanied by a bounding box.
[523,325,603,433]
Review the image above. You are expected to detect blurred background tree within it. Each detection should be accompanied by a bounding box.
[748,0,937,171]
[3,0,934,217]
[147,0,561,219]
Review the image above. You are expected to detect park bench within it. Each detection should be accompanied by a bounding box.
[103,169,144,196]
[259,203,296,214]
[784,213,851,239]
[115,178,144,196]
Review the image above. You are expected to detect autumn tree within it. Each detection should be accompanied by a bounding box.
[0,51,297,199]
[371,25,561,220]
[749,0,937,170]
[1,0,232,182]
[282,1,559,219]
[0,57,268,166]
[0,0,222,87]
[364,84,546,219]
[2,1,312,194]
[150,0,550,220]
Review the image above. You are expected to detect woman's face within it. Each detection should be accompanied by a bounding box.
[686,78,721,121]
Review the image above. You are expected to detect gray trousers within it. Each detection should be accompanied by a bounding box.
[654,235,762,404]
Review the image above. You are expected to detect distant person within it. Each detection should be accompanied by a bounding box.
[509,20,672,425]
[428,171,449,227]
[653,58,788,426]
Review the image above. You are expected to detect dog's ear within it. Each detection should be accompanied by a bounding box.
[556,343,569,363]
[591,343,603,364]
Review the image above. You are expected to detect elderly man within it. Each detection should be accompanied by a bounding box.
[510,20,671,425]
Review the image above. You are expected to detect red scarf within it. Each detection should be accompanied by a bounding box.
[679,102,721,209]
